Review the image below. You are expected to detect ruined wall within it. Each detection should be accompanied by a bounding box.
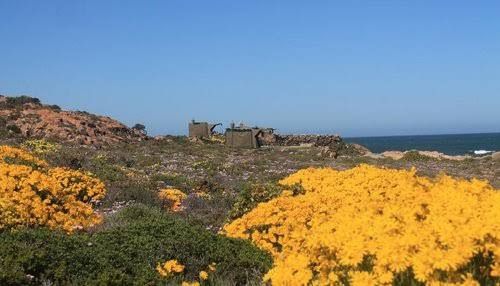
[225,129,258,148]
[274,134,343,147]
[258,134,368,157]
[255,130,276,146]
[189,122,210,138]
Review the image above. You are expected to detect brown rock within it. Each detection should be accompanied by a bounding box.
[0,95,147,146]
[382,151,405,160]
[492,152,500,161]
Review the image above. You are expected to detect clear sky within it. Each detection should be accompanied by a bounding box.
[1,1,499,137]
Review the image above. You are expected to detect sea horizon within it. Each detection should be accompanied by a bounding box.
[346,131,500,139]
[344,132,500,156]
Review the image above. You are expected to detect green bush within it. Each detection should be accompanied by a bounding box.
[103,181,161,208]
[0,205,272,285]
[151,173,194,191]
[88,154,127,182]
[48,104,61,111]
[181,180,236,230]
[402,150,433,161]
[229,182,283,219]
[0,96,41,110]
[6,125,21,134]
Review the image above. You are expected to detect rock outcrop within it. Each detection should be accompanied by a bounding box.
[259,133,369,157]
[378,150,471,161]
[274,134,343,147]
[0,95,147,146]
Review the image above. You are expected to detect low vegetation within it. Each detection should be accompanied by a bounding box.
[0,126,498,285]
[225,165,500,285]
[0,205,272,285]
[0,144,272,285]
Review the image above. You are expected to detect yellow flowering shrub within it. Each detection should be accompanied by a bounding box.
[156,259,185,278]
[0,145,48,168]
[156,259,217,284]
[21,139,59,155]
[224,165,500,285]
[0,146,106,232]
[158,188,187,212]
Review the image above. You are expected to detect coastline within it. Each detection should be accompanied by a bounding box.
[364,150,500,161]
[346,132,500,156]
[363,149,500,161]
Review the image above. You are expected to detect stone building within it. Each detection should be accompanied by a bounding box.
[188,120,221,138]
[225,123,275,148]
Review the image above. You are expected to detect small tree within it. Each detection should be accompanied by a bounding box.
[132,123,147,134]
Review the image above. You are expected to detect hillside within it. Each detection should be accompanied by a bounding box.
[0,96,498,285]
[0,95,147,145]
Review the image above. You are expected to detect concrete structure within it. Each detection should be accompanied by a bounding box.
[188,120,221,138]
[225,123,268,148]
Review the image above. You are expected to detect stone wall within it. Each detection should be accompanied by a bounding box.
[189,122,210,138]
[273,134,343,147]
[258,134,369,157]
[225,129,258,148]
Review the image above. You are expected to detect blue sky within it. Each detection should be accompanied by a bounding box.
[1,1,499,137]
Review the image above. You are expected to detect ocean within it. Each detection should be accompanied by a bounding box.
[345,133,500,156]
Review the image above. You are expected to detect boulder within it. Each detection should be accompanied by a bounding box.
[492,152,500,161]
[381,151,405,160]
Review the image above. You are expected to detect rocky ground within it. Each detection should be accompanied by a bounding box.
[0,95,146,145]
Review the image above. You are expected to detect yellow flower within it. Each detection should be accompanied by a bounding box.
[156,259,185,278]
[181,282,200,286]
[224,165,500,285]
[0,145,48,168]
[350,271,378,286]
[0,146,105,233]
[158,188,187,212]
[199,270,209,280]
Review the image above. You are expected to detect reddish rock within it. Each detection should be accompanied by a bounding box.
[0,95,147,146]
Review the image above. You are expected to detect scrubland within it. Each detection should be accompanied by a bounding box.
[0,137,498,285]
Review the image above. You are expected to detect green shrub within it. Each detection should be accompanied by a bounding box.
[48,104,61,111]
[402,150,432,161]
[181,180,236,230]
[132,123,146,134]
[229,182,283,219]
[103,182,161,208]
[1,96,41,109]
[0,205,272,285]
[6,125,21,134]
[44,145,108,171]
[151,173,194,191]
[0,129,9,138]
[89,154,127,182]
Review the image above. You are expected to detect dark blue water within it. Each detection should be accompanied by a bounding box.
[345,133,500,156]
